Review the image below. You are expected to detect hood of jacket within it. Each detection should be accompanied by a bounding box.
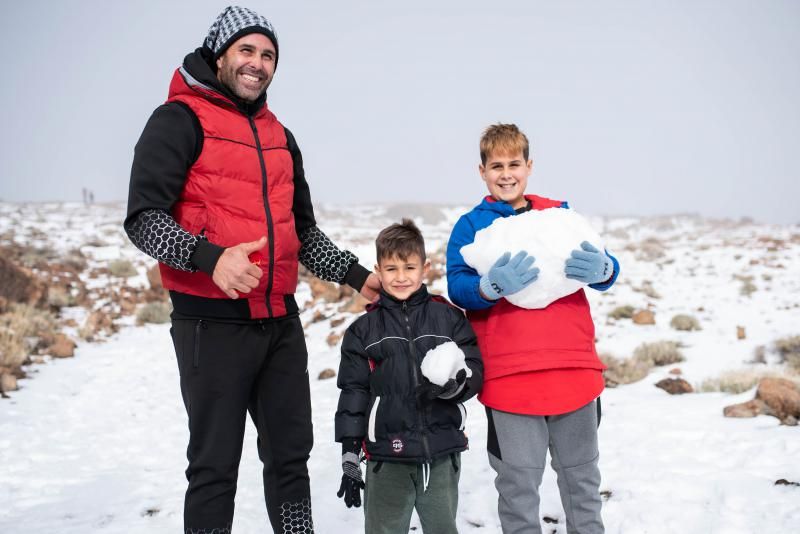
[472,194,568,217]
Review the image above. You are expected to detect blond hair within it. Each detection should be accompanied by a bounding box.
[479,123,530,165]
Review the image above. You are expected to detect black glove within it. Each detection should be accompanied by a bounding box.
[336,439,365,508]
[416,369,468,407]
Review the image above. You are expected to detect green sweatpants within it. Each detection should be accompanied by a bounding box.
[364,454,460,534]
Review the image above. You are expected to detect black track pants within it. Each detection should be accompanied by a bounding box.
[170,316,314,533]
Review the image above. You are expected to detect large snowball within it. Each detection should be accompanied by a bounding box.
[460,208,604,309]
[420,341,472,386]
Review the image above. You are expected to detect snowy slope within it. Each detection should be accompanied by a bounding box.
[1,202,799,533]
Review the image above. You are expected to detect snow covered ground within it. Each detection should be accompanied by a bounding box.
[1,202,799,533]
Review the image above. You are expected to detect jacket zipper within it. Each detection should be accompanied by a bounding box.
[403,301,431,462]
[248,117,275,317]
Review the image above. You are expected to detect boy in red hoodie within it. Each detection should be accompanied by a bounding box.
[446,124,619,533]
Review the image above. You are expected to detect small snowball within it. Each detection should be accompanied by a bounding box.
[420,341,472,386]
[461,208,605,309]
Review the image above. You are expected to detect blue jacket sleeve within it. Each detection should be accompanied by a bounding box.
[446,215,498,311]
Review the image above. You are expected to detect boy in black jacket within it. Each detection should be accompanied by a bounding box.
[335,219,483,534]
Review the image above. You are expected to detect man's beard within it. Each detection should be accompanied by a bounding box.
[218,65,269,103]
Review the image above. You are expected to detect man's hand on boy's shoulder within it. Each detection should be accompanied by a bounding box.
[479,250,540,300]
[564,241,613,285]
[359,272,381,302]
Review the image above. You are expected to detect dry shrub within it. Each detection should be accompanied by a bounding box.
[698,369,782,394]
[775,335,800,372]
[734,274,757,296]
[84,238,108,247]
[109,259,137,278]
[632,280,661,299]
[47,286,76,309]
[0,325,27,368]
[19,246,60,268]
[633,341,685,367]
[0,303,57,368]
[136,302,172,325]
[3,303,57,338]
[670,314,701,331]
[751,345,766,364]
[609,305,635,320]
[636,240,666,262]
[600,353,652,387]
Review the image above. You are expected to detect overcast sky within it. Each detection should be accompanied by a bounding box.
[1,1,798,224]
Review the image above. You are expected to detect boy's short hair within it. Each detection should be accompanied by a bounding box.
[479,123,530,165]
[376,218,426,263]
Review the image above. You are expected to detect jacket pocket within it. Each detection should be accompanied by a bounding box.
[192,320,205,369]
[367,396,380,442]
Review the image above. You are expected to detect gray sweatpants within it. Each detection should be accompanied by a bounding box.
[487,400,604,534]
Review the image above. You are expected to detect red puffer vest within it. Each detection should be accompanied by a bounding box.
[158,66,299,318]
[466,196,605,380]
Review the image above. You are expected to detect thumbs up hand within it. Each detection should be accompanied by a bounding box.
[211,236,267,299]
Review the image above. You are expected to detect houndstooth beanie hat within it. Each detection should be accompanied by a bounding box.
[204,6,279,63]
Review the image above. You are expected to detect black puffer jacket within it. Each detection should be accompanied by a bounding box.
[335,285,483,463]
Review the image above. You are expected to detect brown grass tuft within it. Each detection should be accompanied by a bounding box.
[670,314,701,331]
[609,305,635,320]
[136,302,172,325]
[600,353,652,387]
[698,369,783,394]
[109,259,138,278]
[775,335,800,372]
[633,341,685,367]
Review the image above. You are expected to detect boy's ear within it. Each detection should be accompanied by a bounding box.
[373,263,381,274]
[423,259,432,276]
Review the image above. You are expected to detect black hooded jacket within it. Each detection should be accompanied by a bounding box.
[335,285,483,463]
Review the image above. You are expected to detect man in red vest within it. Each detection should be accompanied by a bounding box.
[124,6,379,533]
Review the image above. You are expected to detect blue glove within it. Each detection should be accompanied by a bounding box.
[480,251,539,300]
[564,241,613,284]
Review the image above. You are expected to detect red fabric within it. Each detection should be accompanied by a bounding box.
[158,68,300,318]
[470,194,606,411]
[468,290,605,381]
[480,368,604,416]
[483,193,564,209]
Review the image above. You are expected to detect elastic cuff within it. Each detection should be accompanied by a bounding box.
[479,275,501,301]
[342,451,360,465]
[343,262,370,292]
[190,239,225,275]
[589,252,620,292]
[341,437,362,455]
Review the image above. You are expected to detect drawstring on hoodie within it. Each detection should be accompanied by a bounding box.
[422,462,431,493]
